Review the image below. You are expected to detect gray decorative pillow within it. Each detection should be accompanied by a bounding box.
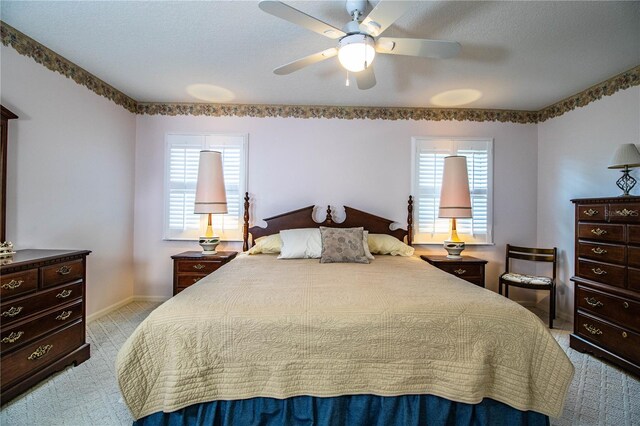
[320,227,370,264]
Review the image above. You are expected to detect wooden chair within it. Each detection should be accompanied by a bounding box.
[499,244,557,328]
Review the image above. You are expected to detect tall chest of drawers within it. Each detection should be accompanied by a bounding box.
[570,197,640,376]
[1,249,91,402]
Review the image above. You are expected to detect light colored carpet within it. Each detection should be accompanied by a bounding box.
[1,301,638,426]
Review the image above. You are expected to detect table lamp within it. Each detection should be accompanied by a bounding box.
[194,150,228,254]
[609,143,640,196]
[439,155,472,259]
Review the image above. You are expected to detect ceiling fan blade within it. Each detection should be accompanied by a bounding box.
[355,66,376,90]
[273,48,338,75]
[259,0,346,39]
[376,37,461,59]
[359,1,413,37]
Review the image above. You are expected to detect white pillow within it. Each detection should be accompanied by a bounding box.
[278,228,322,259]
[363,230,375,260]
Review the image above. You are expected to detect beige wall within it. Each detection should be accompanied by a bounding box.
[1,46,137,316]
[537,86,640,321]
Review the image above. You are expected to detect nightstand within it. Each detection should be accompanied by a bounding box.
[420,255,488,287]
[171,251,237,295]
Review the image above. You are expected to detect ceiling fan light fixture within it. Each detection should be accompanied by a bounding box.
[338,34,376,73]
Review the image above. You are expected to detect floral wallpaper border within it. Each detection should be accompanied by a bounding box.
[2,21,638,123]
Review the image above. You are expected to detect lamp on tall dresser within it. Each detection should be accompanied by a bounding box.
[194,150,227,254]
[609,143,640,196]
[439,155,472,259]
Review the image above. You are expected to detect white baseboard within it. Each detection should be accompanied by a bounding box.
[87,296,134,323]
[87,295,170,323]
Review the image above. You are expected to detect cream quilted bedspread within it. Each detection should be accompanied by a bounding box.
[116,254,574,420]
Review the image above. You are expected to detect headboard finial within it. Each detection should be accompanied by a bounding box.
[243,192,250,251]
[407,195,413,246]
[325,206,333,224]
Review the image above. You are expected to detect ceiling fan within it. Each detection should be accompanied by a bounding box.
[258,0,461,90]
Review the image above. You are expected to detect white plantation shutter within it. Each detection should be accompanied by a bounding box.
[164,134,248,240]
[411,137,493,244]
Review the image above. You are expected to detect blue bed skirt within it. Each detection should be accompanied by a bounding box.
[133,394,549,426]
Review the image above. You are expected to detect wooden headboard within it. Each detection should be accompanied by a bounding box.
[242,193,413,250]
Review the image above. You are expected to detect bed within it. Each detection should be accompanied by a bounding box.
[117,195,574,425]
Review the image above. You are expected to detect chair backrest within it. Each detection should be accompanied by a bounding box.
[505,244,557,279]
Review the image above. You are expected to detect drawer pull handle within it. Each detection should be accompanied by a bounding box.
[583,209,599,217]
[192,278,201,283]
[591,268,607,275]
[591,247,607,255]
[584,297,604,308]
[623,301,629,309]
[613,208,639,217]
[56,310,73,321]
[583,324,603,335]
[56,289,73,299]
[27,344,53,360]
[1,331,24,343]
[590,228,607,236]
[193,264,206,270]
[1,306,23,317]
[454,268,466,275]
[56,265,72,275]
[622,331,628,338]
[1,279,23,290]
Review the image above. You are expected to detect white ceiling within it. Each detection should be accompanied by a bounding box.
[2,1,639,110]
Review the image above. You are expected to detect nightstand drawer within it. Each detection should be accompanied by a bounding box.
[41,259,84,289]
[436,262,483,278]
[576,285,639,332]
[176,274,207,287]
[1,269,37,300]
[576,312,640,364]
[176,260,223,274]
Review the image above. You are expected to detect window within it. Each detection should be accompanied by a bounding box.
[411,137,493,245]
[164,133,248,241]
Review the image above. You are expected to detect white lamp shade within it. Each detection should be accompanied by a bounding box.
[439,156,472,218]
[609,144,640,169]
[194,151,228,214]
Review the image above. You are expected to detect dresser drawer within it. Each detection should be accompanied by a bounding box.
[577,241,625,264]
[576,286,640,332]
[576,312,640,364]
[628,268,640,292]
[1,320,85,388]
[578,223,624,243]
[176,274,207,288]
[577,204,606,221]
[577,259,625,287]
[41,259,84,289]
[608,203,640,223]
[1,301,83,354]
[1,269,37,300]
[176,260,223,274]
[629,246,640,269]
[0,281,82,325]
[629,225,640,244]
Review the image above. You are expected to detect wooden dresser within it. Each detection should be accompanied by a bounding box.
[1,249,91,402]
[570,197,640,376]
[171,251,237,295]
